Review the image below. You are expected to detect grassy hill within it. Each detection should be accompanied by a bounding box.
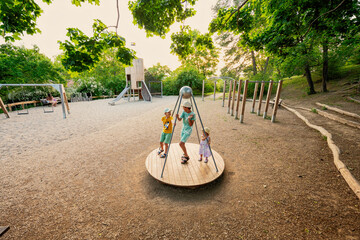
[281,64,360,113]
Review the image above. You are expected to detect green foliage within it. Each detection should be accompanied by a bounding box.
[311,108,318,113]
[163,65,205,95]
[176,68,203,93]
[211,0,360,93]
[0,0,44,42]
[58,20,135,72]
[246,73,274,98]
[128,0,198,37]
[71,48,127,95]
[171,26,219,76]
[0,44,64,102]
[75,77,108,96]
[0,0,99,42]
[145,63,171,93]
[171,25,214,60]
[4,86,58,104]
[71,0,100,7]
[145,63,171,82]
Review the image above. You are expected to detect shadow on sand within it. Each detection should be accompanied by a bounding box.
[142,170,230,203]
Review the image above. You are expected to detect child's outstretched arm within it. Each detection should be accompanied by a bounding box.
[175,114,182,121]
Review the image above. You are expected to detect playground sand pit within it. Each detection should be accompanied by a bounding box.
[1,96,360,239]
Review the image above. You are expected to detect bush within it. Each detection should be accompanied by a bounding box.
[163,65,205,95]
[176,68,204,95]
[75,77,109,96]
[2,86,59,104]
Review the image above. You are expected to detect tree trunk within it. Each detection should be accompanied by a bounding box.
[305,65,316,94]
[322,41,329,92]
[263,57,270,74]
[251,51,257,75]
[277,67,281,77]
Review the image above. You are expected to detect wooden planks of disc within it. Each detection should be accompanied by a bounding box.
[146,143,225,187]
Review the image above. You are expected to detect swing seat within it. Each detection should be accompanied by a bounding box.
[40,99,56,113]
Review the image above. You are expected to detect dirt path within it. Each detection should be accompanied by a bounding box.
[286,105,360,182]
[1,97,360,239]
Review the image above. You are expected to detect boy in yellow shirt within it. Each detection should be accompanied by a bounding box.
[158,108,173,158]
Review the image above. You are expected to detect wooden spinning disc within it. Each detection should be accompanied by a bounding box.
[145,143,225,187]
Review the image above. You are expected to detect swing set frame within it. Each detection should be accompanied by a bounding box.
[0,84,70,119]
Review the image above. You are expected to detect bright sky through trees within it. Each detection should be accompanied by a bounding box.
[0,0,221,71]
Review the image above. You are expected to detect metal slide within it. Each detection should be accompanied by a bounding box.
[108,86,130,105]
[141,81,152,102]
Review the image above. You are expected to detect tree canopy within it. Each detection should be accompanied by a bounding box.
[1,0,359,96]
[171,26,219,76]
[0,0,101,42]
[0,44,64,84]
[210,0,360,93]
[129,0,198,37]
[58,20,135,72]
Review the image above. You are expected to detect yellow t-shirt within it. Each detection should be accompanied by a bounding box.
[162,116,173,134]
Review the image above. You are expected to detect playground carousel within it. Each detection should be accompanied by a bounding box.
[145,86,225,187]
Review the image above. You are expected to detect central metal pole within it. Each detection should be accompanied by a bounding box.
[172,95,180,117]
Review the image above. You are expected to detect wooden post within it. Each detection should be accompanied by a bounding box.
[214,81,216,101]
[61,85,70,114]
[161,81,163,98]
[251,82,259,113]
[222,80,226,107]
[271,80,283,122]
[0,97,10,118]
[263,80,273,119]
[7,104,12,112]
[257,81,265,116]
[202,80,205,101]
[230,80,237,116]
[213,81,217,101]
[240,80,249,123]
[59,84,67,119]
[227,80,233,114]
[235,80,242,119]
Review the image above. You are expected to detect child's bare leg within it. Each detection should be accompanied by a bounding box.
[160,142,164,150]
[199,154,203,161]
[179,142,188,157]
[164,143,169,154]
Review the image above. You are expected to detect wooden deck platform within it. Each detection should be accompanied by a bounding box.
[145,143,225,187]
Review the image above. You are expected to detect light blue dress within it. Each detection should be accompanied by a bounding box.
[199,136,211,157]
[180,111,196,142]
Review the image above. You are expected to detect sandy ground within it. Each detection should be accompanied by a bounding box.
[1,96,360,239]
